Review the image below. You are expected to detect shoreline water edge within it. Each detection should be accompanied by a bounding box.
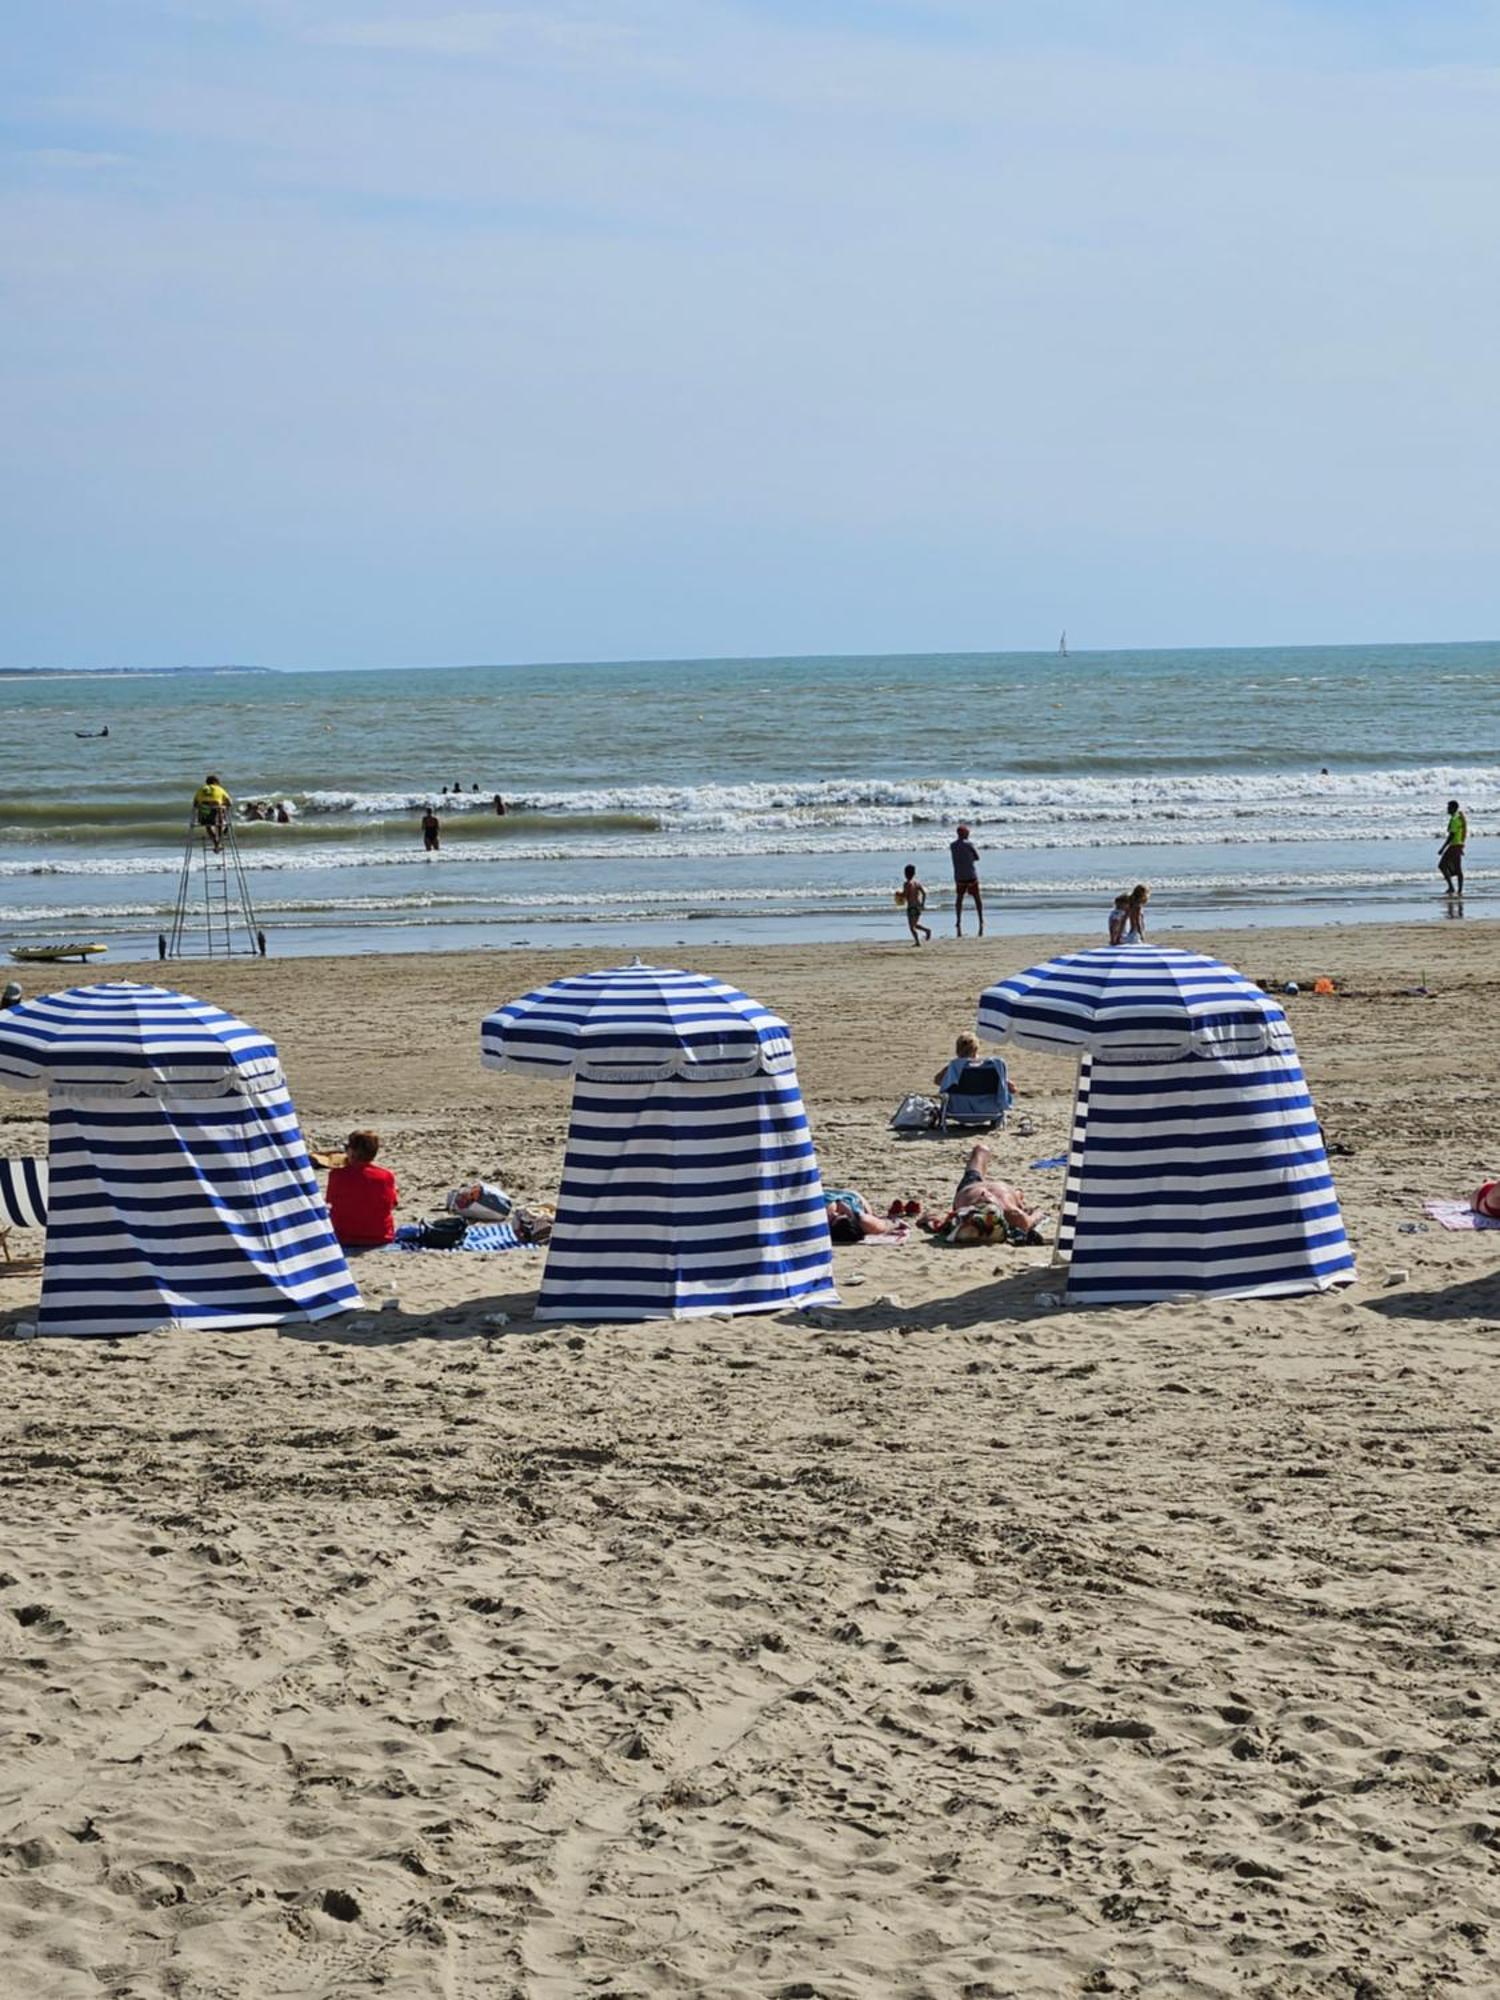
[1,641,1495,960]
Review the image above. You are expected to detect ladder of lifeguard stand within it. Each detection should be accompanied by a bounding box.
[164,813,265,960]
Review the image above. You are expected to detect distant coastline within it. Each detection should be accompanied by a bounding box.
[0,664,278,680]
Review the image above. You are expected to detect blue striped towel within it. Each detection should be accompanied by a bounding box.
[393,1221,530,1252]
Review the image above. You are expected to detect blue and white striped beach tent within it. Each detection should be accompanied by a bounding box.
[0,983,360,1337]
[978,947,1355,1304]
[481,962,838,1321]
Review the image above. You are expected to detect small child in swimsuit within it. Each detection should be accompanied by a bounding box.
[900,864,932,946]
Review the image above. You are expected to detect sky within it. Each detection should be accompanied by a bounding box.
[3,0,1500,669]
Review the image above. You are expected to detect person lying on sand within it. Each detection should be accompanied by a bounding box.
[916,1143,1044,1244]
[825,1190,924,1241]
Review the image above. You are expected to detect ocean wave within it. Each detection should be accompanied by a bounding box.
[280,764,1500,827]
[4,762,1497,840]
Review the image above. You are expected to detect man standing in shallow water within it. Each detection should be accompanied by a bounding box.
[950,823,984,937]
[1439,798,1467,895]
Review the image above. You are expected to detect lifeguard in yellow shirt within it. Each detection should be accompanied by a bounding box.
[192,774,231,854]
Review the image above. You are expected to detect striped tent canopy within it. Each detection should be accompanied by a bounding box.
[482,960,794,1082]
[0,983,359,1338]
[978,946,1291,1063]
[482,963,836,1322]
[0,981,283,1099]
[977,949,1354,1305]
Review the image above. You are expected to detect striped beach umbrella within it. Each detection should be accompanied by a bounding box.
[0,983,359,1337]
[978,945,1291,1061]
[482,962,837,1321]
[978,947,1354,1304]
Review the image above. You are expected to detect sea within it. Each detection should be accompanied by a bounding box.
[0,642,1493,963]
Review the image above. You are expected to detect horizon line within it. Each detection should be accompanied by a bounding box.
[6,634,1500,678]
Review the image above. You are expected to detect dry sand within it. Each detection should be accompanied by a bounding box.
[1,920,1498,1997]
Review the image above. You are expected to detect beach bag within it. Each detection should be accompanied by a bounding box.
[445,1181,513,1221]
[416,1214,468,1249]
[890,1093,938,1132]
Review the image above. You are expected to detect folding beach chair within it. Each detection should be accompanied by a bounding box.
[937,1060,1011,1134]
[0,1158,47,1263]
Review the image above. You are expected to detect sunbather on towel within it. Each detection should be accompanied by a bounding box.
[1473,1180,1500,1220]
[825,1190,915,1242]
[945,1143,1043,1238]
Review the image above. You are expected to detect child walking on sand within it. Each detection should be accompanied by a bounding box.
[899,864,933,945]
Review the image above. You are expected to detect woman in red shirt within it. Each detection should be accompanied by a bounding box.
[326,1129,399,1246]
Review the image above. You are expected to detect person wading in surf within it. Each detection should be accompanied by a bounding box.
[1439,799,1467,895]
[950,824,984,937]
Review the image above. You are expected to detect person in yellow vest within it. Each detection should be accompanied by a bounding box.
[1439,798,1467,896]
[193,774,231,854]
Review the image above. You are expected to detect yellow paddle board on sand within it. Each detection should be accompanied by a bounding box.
[9,942,109,964]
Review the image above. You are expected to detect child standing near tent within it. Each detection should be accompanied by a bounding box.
[327,1130,399,1247]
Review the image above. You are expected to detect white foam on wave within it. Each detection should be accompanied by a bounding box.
[289,763,1500,828]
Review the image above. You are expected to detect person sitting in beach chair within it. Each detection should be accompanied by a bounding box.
[932,1033,1012,1132]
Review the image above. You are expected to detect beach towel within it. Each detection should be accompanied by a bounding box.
[1423,1200,1500,1232]
[393,1221,533,1252]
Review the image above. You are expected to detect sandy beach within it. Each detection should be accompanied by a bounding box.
[2,918,1498,1997]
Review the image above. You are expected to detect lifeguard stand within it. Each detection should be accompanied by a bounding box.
[161,809,266,961]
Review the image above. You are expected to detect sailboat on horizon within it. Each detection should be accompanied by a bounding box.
[1058,630,1068,657]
